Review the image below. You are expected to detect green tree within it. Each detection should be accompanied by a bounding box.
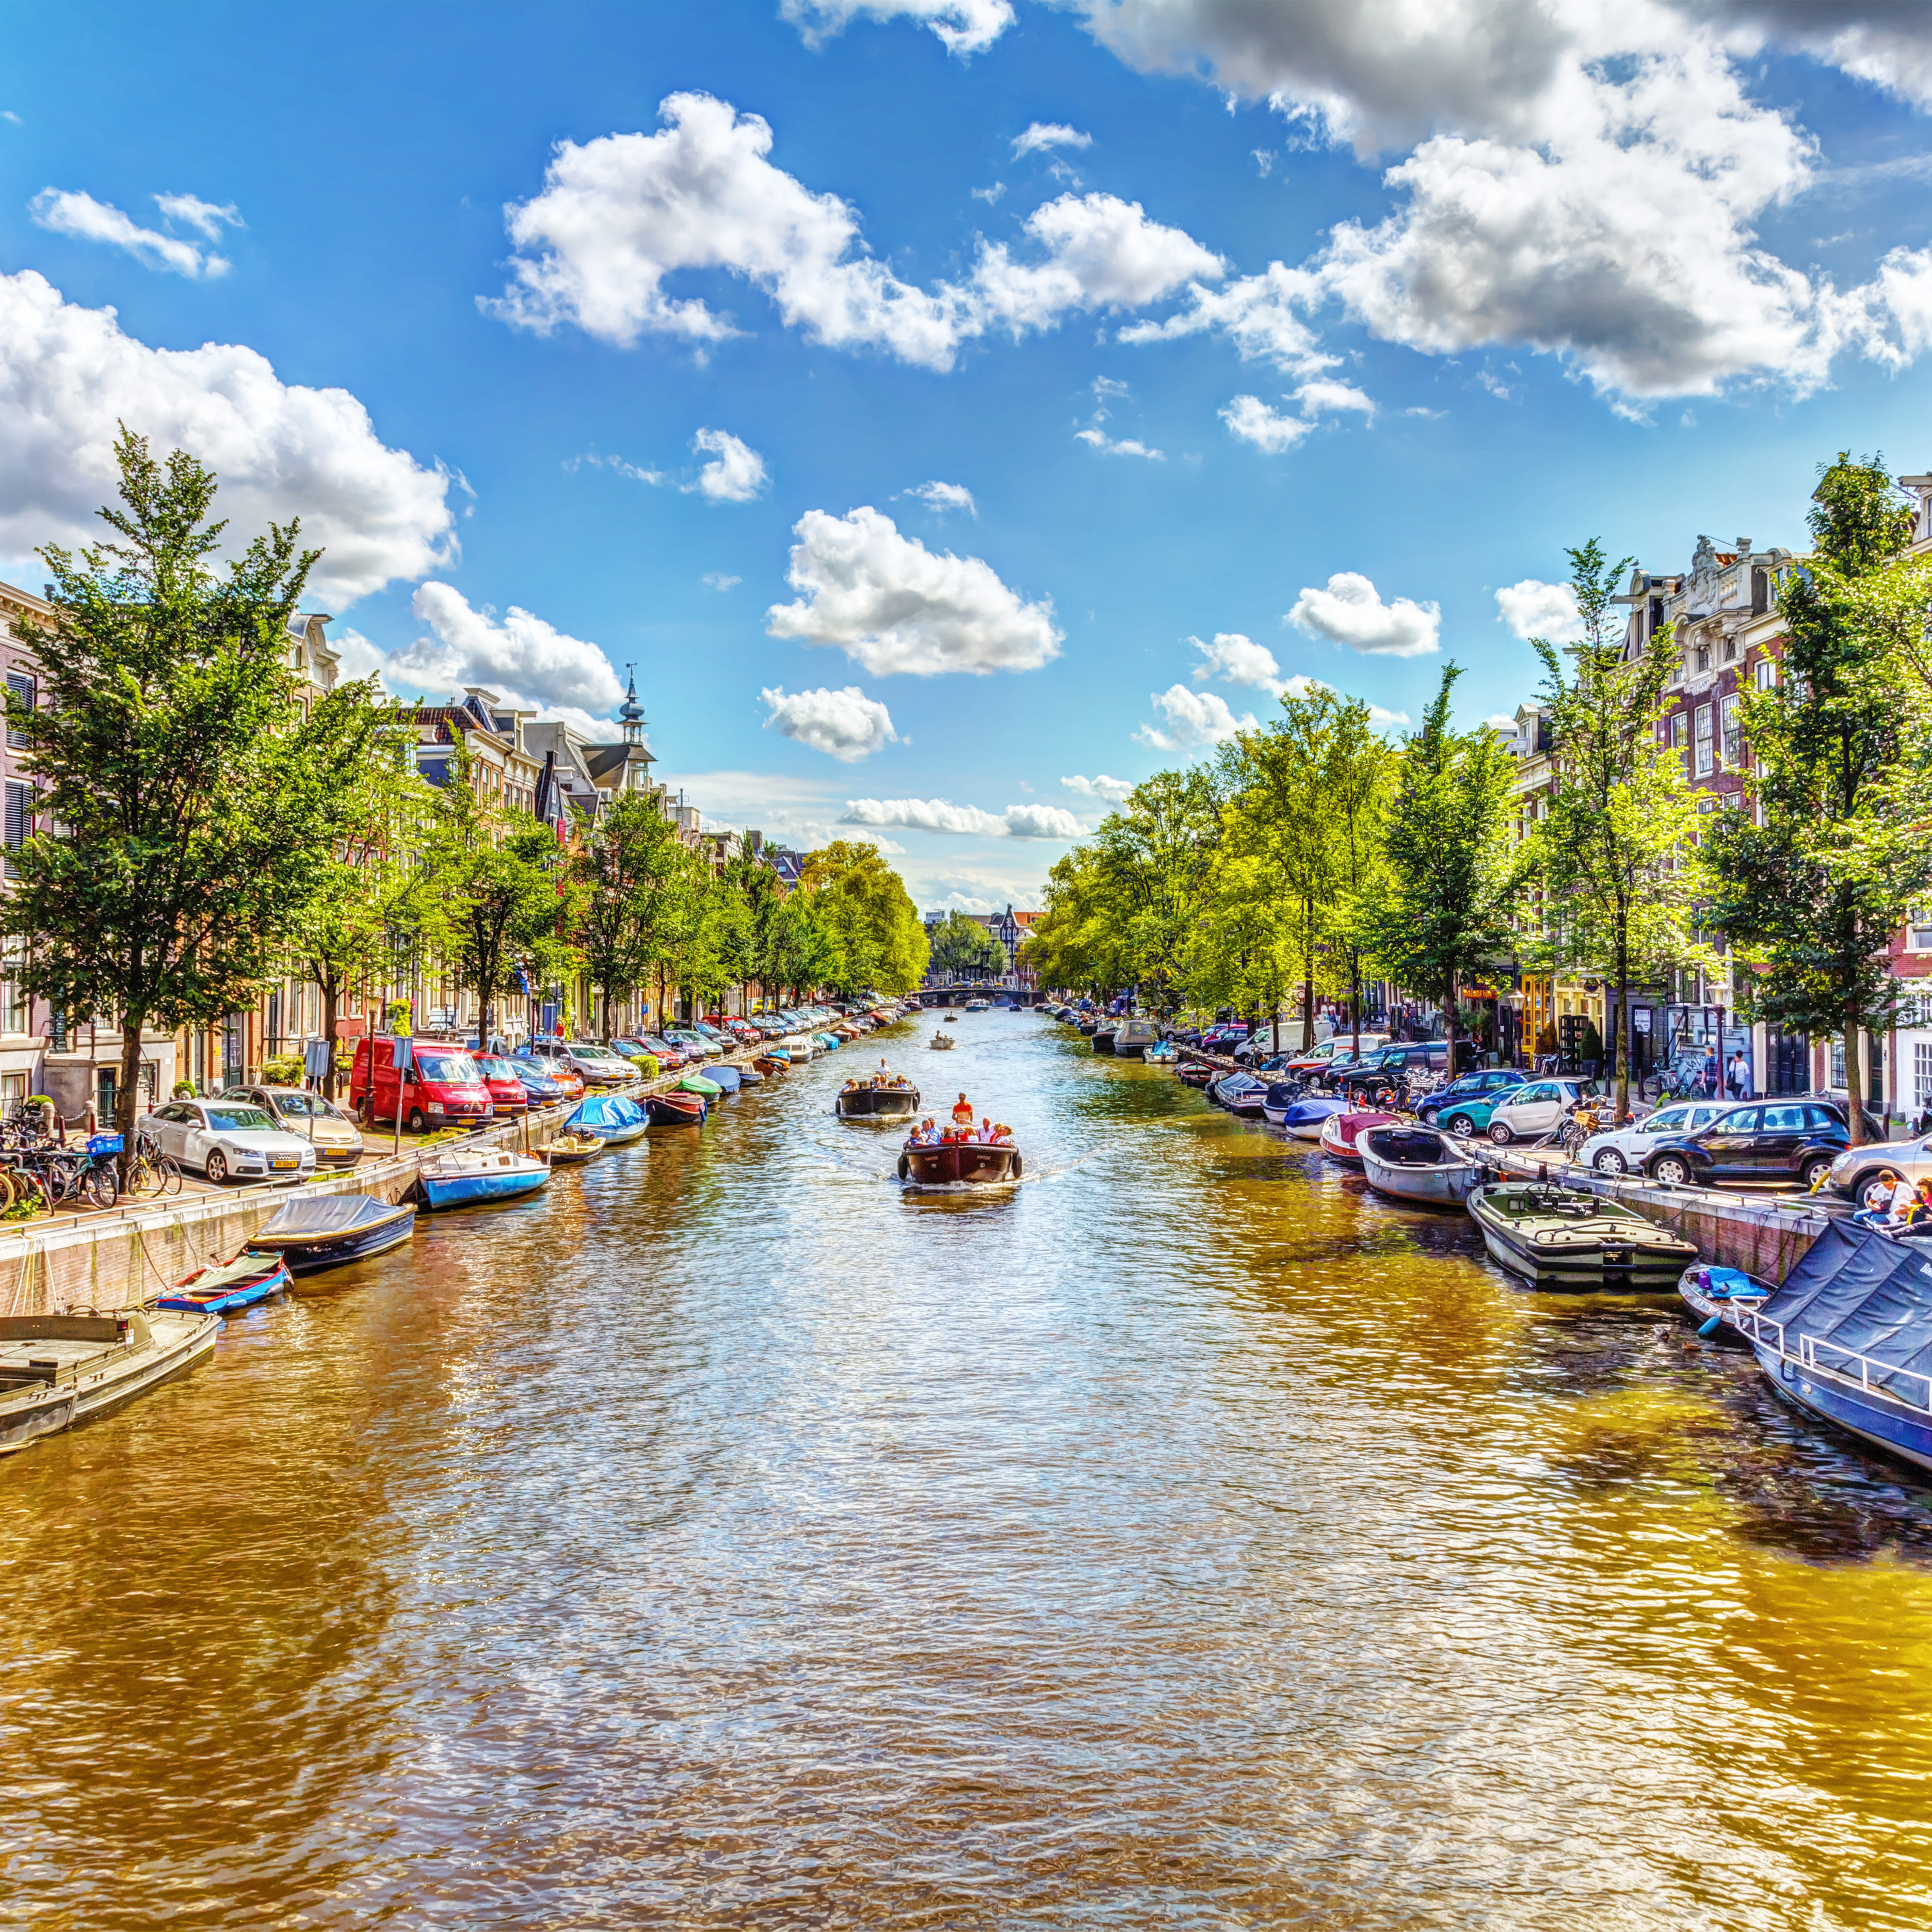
[4,432,377,1160]
[799,842,929,994]
[1089,769,1223,1015]
[927,909,1007,981]
[572,787,694,1037]
[1525,539,1717,1120]
[1707,454,1932,1142]
[1322,697,1398,1060]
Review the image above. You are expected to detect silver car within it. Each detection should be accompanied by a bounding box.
[1576,1099,1738,1176]
[1829,1130,1932,1202]
[138,1100,319,1186]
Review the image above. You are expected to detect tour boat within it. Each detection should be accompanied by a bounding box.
[1277,1096,1348,1140]
[568,1095,651,1145]
[245,1195,417,1273]
[897,1138,1022,1184]
[1466,1183,1697,1291]
[0,1306,220,1457]
[1358,1123,1486,1206]
[416,1146,551,1210]
[545,1132,603,1167]
[646,1091,706,1127]
[836,1077,922,1120]
[154,1252,293,1315]
[1317,1109,1398,1166]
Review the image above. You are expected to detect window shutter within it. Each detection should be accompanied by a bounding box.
[5,673,32,749]
[4,782,26,873]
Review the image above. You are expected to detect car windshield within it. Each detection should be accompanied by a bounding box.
[415,1053,478,1084]
[478,1057,520,1079]
[270,1092,347,1121]
[510,1061,552,1081]
[205,1106,275,1132]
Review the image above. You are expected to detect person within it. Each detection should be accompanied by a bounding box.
[1856,1169,1907,1229]
[977,1115,994,1143]
[952,1092,975,1129]
[1727,1050,1748,1100]
[992,1122,1015,1146]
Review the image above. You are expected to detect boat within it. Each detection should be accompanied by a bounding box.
[897,1138,1022,1183]
[1212,1072,1269,1118]
[1112,1018,1164,1059]
[1093,1025,1119,1054]
[646,1091,706,1127]
[1719,1222,1932,1472]
[1317,1109,1398,1166]
[0,1307,220,1456]
[1466,1183,1698,1291]
[930,1031,956,1051]
[1677,1260,1767,1341]
[154,1252,292,1315]
[753,1053,786,1075]
[245,1194,417,1273]
[1359,1123,1486,1206]
[1145,1039,1178,1064]
[1177,1059,1218,1088]
[568,1095,651,1145]
[703,1065,744,1093]
[545,1132,603,1167]
[1279,1096,1348,1140]
[733,1062,764,1085]
[964,999,991,1013]
[417,1146,550,1210]
[836,1076,921,1120]
[778,1034,818,1059]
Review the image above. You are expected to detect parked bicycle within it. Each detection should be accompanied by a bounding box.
[123,1130,183,1200]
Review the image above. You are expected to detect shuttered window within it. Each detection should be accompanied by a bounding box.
[5,671,33,749]
[4,782,29,877]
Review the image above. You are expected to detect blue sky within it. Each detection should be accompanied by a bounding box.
[4,1,1932,912]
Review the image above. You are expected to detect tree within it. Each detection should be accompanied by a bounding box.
[1363,664,1519,1075]
[1088,769,1223,1015]
[1525,539,1717,1121]
[4,432,376,1161]
[1707,454,1932,1144]
[927,910,1006,981]
[1322,697,1398,1060]
[572,787,693,1037]
[798,842,929,994]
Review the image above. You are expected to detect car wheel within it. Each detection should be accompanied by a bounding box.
[1802,1156,1836,1191]
[1488,1122,1513,1146]
[1445,1114,1476,1137]
[204,1149,229,1186]
[1650,1154,1691,1186]
[408,1108,427,1134]
[1593,1149,1627,1176]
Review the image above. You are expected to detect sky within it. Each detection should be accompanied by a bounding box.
[3,1,1932,915]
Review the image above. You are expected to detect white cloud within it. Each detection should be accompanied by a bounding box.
[905,479,977,516]
[767,506,1061,675]
[926,889,1001,914]
[1061,772,1135,802]
[780,0,1015,56]
[1495,577,1584,642]
[652,767,905,854]
[572,450,671,486]
[760,684,900,762]
[1295,377,1375,418]
[29,188,228,278]
[687,427,768,502]
[1219,394,1316,453]
[1121,261,1333,374]
[702,571,741,591]
[1075,427,1164,458]
[841,796,1084,838]
[1288,572,1440,657]
[1013,122,1094,158]
[1135,685,1257,750]
[153,192,242,239]
[0,269,456,606]
[971,182,1007,204]
[1190,631,1285,693]
[389,584,624,716]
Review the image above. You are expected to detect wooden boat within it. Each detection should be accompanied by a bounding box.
[1317,1109,1397,1166]
[545,1132,603,1167]
[417,1146,550,1210]
[1677,1260,1766,1343]
[1177,1060,1218,1088]
[0,1307,220,1456]
[1467,1183,1697,1291]
[245,1195,416,1273]
[155,1253,292,1315]
[753,1054,785,1075]
[679,1071,723,1098]
[1359,1123,1485,1205]
[646,1091,706,1127]
[836,1079,921,1119]
[929,1032,956,1050]
[1280,1096,1347,1140]
[897,1139,1022,1183]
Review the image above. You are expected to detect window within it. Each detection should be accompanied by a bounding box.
[1670,713,1688,751]
[1911,910,1932,952]
[1710,1108,1760,1136]
[3,781,29,878]
[1830,1040,1845,1089]
[0,950,25,1035]
[1804,1105,1842,1132]
[1763,1104,1806,1133]
[0,1073,23,1109]
[1917,1041,1932,1112]
[5,671,33,749]
[1695,642,1710,672]
[1723,636,1737,661]
[1695,706,1715,777]
[1755,657,1778,691]
[1720,694,1742,767]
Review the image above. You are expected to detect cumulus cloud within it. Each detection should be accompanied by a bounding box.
[1076,427,1164,458]
[1219,394,1316,453]
[760,684,899,761]
[1495,577,1584,642]
[767,506,1061,675]
[29,188,228,278]
[1191,631,1286,693]
[1061,772,1135,802]
[702,571,741,591]
[905,479,976,516]
[0,269,456,606]
[153,192,242,239]
[687,427,768,502]
[1123,261,1333,373]
[1288,572,1440,657]
[1013,122,1093,157]
[841,796,1084,838]
[1135,685,1257,750]
[388,584,624,716]
[780,0,1014,56]
[1295,377,1376,419]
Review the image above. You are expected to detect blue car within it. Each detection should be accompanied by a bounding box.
[506,1057,571,1103]
[1415,1069,1534,1126]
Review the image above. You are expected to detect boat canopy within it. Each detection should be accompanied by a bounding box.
[1756,1223,1932,1400]
[253,1195,405,1239]
[569,1095,648,1131]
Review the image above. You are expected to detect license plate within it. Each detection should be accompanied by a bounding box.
[271,1158,298,1170]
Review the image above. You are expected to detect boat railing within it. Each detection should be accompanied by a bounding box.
[1727,1306,1932,1419]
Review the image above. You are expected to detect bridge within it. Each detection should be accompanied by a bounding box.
[917,986,1044,1008]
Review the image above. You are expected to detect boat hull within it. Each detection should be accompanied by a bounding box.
[1751,1338,1932,1474]
[246,1204,416,1274]
[418,1167,550,1210]
[1467,1186,1695,1292]
[0,1310,219,1455]
[155,1254,293,1314]
[1360,1147,1483,1206]
[646,1094,705,1127]
[837,1086,920,1118]
[897,1142,1022,1184]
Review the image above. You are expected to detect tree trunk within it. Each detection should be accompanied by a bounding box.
[115,1015,145,1191]
[1443,972,1458,1083]
[320,974,341,1100]
[1301,967,1314,1052]
[1350,955,1361,1062]
[600,985,612,1041]
[1845,1004,1868,1147]
[1613,909,1631,1125]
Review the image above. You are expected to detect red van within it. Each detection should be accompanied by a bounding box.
[350,1038,494,1133]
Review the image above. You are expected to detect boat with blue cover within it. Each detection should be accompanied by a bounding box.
[244,1195,416,1274]
[704,1064,744,1093]
[155,1253,293,1315]
[416,1146,550,1210]
[1212,1073,1269,1118]
[568,1094,650,1145]
[1273,1094,1348,1139]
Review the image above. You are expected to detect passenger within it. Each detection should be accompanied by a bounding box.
[978,1116,995,1142]
[1856,1169,1904,1229]
[992,1122,1014,1146]
[952,1092,975,1129]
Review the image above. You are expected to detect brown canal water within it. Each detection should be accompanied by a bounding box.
[4,1012,1932,1930]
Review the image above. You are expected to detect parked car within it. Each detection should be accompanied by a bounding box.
[1279,1034,1389,1078]
[1415,1069,1533,1129]
[1429,1083,1530,1138]
[350,1038,495,1133]
[1574,1098,1737,1176]
[220,1085,364,1168]
[1644,1099,1850,1189]
[470,1053,533,1116]
[663,1027,720,1059]
[1483,1077,1602,1146]
[506,1056,578,1103]
[138,1099,319,1185]
[520,1037,637,1087]
[1829,1126,1932,1203]
[1336,1041,1456,1101]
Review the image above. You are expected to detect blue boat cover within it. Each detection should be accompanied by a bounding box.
[1758,1223,1932,1400]
[570,1094,648,1130]
[706,1065,743,1091]
[1282,1097,1347,1128]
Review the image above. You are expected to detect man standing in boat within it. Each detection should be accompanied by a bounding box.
[952,1092,975,1130]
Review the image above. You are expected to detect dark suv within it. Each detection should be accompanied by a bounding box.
[1643,1099,1849,1190]
[1337,1041,1453,1101]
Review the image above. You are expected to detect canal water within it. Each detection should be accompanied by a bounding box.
[4,1014,1932,1930]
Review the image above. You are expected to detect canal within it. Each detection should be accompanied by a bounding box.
[4,1012,1932,1928]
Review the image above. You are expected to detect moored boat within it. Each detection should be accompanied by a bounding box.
[1093,1024,1119,1054]
[1359,1123,1486,1206]
[568,1094,651,1144]
[1145,1038,1178,1062]
[1677,1259,1767,1341]
[154,1253,292,1315]
[417,1146,550,1210]
[0,1307,220,1456]
[1212,1072,1269,1117]
[1467,1183,1697,1291]
[245,1195,416,1273]
[897,1139,1022,1183]
[1279,1096,1348,1140]
[1317,1109,1398,1166]
[545,1132,603,1167]
[646,1091,706,1127]
[1111,1018,1163,1059]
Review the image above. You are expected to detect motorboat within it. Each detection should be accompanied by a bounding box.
[897,1138,1021,1183]
[1177,1060,1218,1089]
[1258,1080,1303,1123]
[646,1091,706,1127]
[1359,1123,1487,1206]
[1111,1018,1163,1059]
[545,1132,603,1167]
[0,1306,220,1456]
[930,1032,956,1051]
[154,1252,292,1315]
[1093,1024,1119,1054]
[964,999,991,1013]
[703,1065,744,1093]
[1317,1109,1398,1166]
[1467,1183,1698,1291]
[1279,1096,1348,1140]
[679,1071,723,1100]
[417,1146,550,1210]
[836,1075,921,1120]
[568,1095,651,1145]
[778,1034,819,1059]
[733,1062,764,1085]
[245,1194,416,1273]
[1145,1038,1178,1063]
[753,1053,787,1074]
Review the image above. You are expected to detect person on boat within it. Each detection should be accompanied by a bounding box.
[992,1122,1015,1146]
[952,1093,975,1129]
[1856,1169,1910,1229]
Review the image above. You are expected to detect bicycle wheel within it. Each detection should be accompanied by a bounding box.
[159,1153,183,1197]
[125,1153,164,1201]
[84,1163,117,1209]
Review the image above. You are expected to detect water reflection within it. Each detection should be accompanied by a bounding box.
[2,1012,1930,1928]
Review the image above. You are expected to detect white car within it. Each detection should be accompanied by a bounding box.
[1576,1099,1739,1176]
[1483,1077,1602,1145]
[139,1099,319,1185]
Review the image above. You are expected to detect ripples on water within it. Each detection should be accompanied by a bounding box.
[4,1015,1932,1929]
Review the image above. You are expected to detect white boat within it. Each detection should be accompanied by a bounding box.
[963,999,990,1012]
[0,1307,220,1456]
[777,1033,819,1059]
[1359,1123,1487,1206]
[930,1031,956,1050]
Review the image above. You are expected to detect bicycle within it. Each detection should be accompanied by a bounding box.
[123,1132,183,1200]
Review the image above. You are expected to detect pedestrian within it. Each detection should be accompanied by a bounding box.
[1727,1050,1747,1100]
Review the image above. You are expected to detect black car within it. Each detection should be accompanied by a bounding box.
[1336,1041,1456,1101]
[1643,1098,1849,1189]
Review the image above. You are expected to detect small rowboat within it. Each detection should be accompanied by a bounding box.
[646,1091,706,1127]
[679,1071,723,1099]
[897,1140,1022,1184]
[0,1307,219,1457]
[1177,1060,1218,1088]
[1359,1123,1485,1206]
[417,1147,550,1210]
[1467,1183,1697,1291]
[155,1253,293,1315]
[930,1032,956,1051]
[1677,1260,1766,1342]
[246,1195,416,1274]
[753,1054,786,1075]
[568,1095,651,1145]
[545,1132,603,1167]
[836,1080,921,1120]
[1317,1109,1397,1166]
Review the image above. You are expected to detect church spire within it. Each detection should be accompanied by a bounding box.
[619,665,646,746]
